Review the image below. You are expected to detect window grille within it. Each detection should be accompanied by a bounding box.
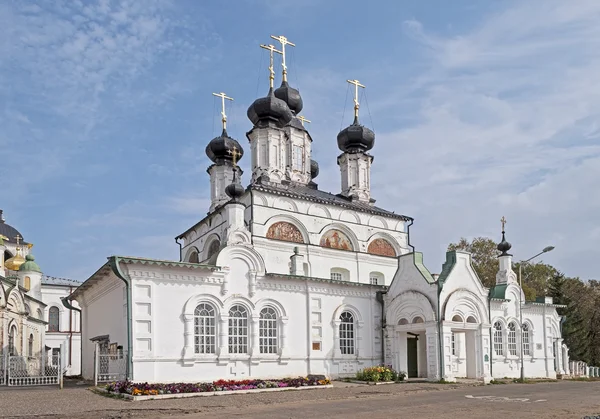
[330,272,343,281]
[493,321,504,356]
[48,307,60,332]
[508,322,517,355]
[370,277,378,285]
[259,307,278,354]
[292,145,303,171]
[194,303,216,354]
[339,311,355,355]
[451,333,456,356]
[522,324,531,355]
[229,304,249,354]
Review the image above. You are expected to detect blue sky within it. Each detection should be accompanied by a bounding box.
[2,0,599,281]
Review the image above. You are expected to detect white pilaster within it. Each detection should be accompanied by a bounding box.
[208,164,240,212]
[248,126,287,183]
[337,152,373,203]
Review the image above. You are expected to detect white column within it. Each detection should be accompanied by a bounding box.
[218,314,229,361]
[440,324,455,382]
[182,314,194,360]
[556,339,565,374]
[250,315,260,360]
[425,326,441,381]
[280,317,289,358]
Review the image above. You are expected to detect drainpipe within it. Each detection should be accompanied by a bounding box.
[488,296,493,378]
[175,237,182,262]
[68,285,73,369]
[108,256,133,381]
[406,219,415,253]
[376,291,387,363]
[61,296,81,377]
[437,279,444,380]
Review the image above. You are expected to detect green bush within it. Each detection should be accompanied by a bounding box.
[355,366,405,382]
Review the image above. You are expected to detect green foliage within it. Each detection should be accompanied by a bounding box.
[448,237,500,288]
[355,366,405,382]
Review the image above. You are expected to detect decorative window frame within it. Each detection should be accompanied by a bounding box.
[48,306,61,332]
[332,304,364,360]
[492,320,504,357]
[182,294,224,364]
[522,320,535,359]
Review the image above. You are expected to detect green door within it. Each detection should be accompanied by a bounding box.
[407,338,418,378]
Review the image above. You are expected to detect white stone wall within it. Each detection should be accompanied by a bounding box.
[117,257,382,383]
[77,273,126,381]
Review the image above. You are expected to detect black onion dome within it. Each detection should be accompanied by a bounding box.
[310,159,319,179]
[225,182,245,200]
[337,116,375,153]
[247,88,293,128]
[274,80,303,115]
[497,231,512,256]
[205,129,244,164]
[0,210,26,244]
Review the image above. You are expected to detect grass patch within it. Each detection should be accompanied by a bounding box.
[489,379,507,385]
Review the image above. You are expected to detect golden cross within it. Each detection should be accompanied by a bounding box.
[347,79,365,119]
[212,92,234,130]
[298,115,311,126]
[227,146,242,166]
[270,35,295,81]
[501,216,507,231]
[260,44,283,88]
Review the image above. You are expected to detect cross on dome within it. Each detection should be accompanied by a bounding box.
[347,79,365,119]
[260,44,282,88]
[212,92,234,130]
[298,115,311,126]
[270,35,295,81]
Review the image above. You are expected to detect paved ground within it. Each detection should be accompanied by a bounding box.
[0,380,599,418]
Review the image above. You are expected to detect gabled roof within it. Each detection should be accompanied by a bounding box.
[252,181,412,222]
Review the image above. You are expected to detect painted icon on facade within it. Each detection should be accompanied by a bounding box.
[266,222,304,243]
[367,238,396,257]
[320,229,353,251]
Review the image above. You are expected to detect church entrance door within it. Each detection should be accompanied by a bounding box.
[407,337,418,378]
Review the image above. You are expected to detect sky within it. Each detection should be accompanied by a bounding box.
[1,0,599,282]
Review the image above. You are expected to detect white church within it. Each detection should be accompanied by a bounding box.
[67,36,569,384]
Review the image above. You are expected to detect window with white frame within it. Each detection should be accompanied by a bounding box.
[330,272,343,281]
[369,277,378,285]
[259,307,278,354]
[292,145,304,171]
[28,334,34,357]
[522,323,531,355]
[194,303,216,354]
[508,322,517,356]
[493,321,503,356]
[451,332,456,356]
[8,325,17,355]
[228,304,249,354]
[339,311,355,355]
[48,307,60,332]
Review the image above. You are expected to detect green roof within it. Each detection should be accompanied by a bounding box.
[413,252,435,284]
[437,251,457,286]
[19,254,41,273]
[489,283,508,300]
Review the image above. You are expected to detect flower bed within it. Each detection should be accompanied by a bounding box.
[355,365,406,383]
[105,377,331,398]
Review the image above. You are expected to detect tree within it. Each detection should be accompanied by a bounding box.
[448,237,500,288]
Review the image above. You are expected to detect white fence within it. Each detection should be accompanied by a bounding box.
[0,352,61,386]
[94,348,128,385]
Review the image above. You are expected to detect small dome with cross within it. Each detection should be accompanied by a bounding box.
[205,128,244,165]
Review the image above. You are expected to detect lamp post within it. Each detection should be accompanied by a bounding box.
[519,245,555,381]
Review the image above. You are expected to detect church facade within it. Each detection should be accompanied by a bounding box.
[67,37,568,384]
[1,211,82,377]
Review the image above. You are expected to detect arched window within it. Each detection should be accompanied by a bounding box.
[412,316,424,324]
[194,303,216,354]
[8,326,17,355]
[522,324,531,355]
[466,316,477,324]
[24,276,31,291]
[339,311,355,355]
[28,334,34,357]
[493,321,503,356]
[508,322,517,355]
[48,307,60,332]
[188,251,199,264]
[228,305,249,354]
[398,318,409,325]
[259,307,278,354]
[452,314,463,322]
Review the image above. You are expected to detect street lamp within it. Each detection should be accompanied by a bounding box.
[519,246,555,381]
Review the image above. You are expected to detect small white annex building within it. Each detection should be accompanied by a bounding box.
[66,37,569,384]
